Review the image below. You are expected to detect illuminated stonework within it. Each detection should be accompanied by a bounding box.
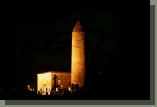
[71,20,85,89]
[37,71,71,95]
[37,72,52,95]
[51,72,71,89]
[36,20,85,94]
[73,20,83,32]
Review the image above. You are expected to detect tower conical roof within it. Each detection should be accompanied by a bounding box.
[72,20,84,32]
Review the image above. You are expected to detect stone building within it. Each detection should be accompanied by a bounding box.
[36,20,85,95]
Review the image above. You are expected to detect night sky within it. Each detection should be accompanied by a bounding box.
[2,0,149,100]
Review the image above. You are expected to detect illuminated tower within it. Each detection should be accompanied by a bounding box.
[71,20,85,89]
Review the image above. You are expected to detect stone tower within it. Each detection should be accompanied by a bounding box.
[71,20,85,89]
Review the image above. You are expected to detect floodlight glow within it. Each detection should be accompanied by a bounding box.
[37,72,52,95]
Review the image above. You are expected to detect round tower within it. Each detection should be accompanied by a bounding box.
[71,20,85,89]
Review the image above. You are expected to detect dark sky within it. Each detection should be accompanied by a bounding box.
[3,0,149,100]
[13,1,119,79]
